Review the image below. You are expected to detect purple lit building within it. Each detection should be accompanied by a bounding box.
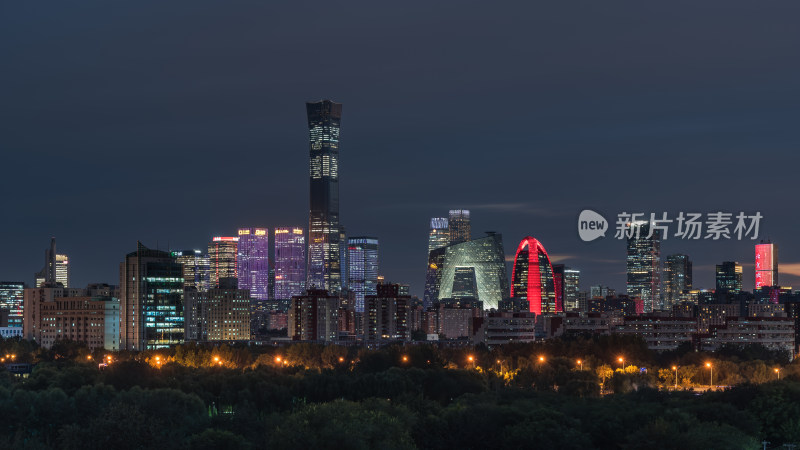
[274,227,306,300]
[237,228,270,301]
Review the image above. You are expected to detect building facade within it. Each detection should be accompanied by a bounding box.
[0,282,24,328]
[347,237,379,313]
[288,289,339,342]
[755,242,778,289]
[172,250,211,292]
[448,209,471,245]
[274,227,306,301]
[438,233,509,310]
[423,217,450,308]
[209,236,239,289]
[716,261,743,294]
[663,254,692,310]
[307,100,344,294]
[363,284,410,341]
[237,228,270,301]
[185,280,251,341]
[511,237,557,314]
[120,243,184,350]
[35,238,69,288]
[626,221,661,313]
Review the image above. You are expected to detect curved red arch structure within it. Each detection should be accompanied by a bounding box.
[511,236,557,315]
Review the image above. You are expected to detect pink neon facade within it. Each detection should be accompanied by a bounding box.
[511,236,558,315]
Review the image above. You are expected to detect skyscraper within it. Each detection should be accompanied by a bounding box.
[274,227,307,301]
[755,242,778,289]
[35,237,69,288]
[552,264,565,312]
[347,237,379,313]
[716,261,743,294]
[626,221,661,313]
[663,254,692,310]
[307,100,343,294]
[448,209,471,245]
[237,228,270,301]
[423,217,449,308]
[120,242,184,350]
[172,250,211,292]
[439,232,509,310]
[0,281,24,328]
[511,237,557,314]
[564,268,581,311]
[209,236,239,289]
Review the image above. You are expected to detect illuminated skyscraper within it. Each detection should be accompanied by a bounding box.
[755,242,778,289]
[663,254,692,309]
[716,261,743,294]
[448,210,471,245]
[0,281,24,328]
[511,237,557,314]
[423,217,450,308]
[274,227,306,300]
[35,238,69,288]
[172,250,211,292]
[237,228,270,301]
[439,232,509,310]
[564,268,581,311]
[626,221,661,313]
[347,237,379,313]
[209,236,239,289]
[120,242,184,350]
[307,100,343,294]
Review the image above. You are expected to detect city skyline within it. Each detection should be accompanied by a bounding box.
[3,2,800,298]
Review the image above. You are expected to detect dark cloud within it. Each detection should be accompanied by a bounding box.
[1,0,799,296]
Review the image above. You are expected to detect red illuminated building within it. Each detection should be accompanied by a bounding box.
[511,237,558,315]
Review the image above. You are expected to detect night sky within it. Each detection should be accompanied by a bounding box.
[2,1,800,297]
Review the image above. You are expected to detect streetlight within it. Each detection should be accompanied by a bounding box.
[87,355,93,361]
[538,356,545,363]
[402,355,409,363]
[467,355,475,368]
[275,356,282,364]
[618,357,624,371]
[775,367,781,380]
[672,366,678,389]
[706,362,713,389]
[339,356,345,363]
[577,359,583,371]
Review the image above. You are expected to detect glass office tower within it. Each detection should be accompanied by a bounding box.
[511,237,557,314]
[274,227,306,300]
[347,237,379,313]
[237,228,270,301]
[209,236,239,289]
[307,100,344,294]
[439,232,509,310]
[626,221,661,313]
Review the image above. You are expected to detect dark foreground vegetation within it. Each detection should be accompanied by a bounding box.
[0,334,798,449]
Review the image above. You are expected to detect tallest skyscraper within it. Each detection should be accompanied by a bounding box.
[307,100,343,294]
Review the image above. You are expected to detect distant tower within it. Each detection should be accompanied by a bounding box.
[35,237,69,288]
[423,218,449,308]
[511,237,557,314]
[755,241,777,289]
[663,254,692,309]
[307,100,344,294]
[172,250,211,292]
[347,237,379,313]
[209,236,239,289]
[237,228,270,301]
[716,261,742,294]
[274,227,306,300]
[563,268,581,311]
[626,221,661,313]
[448,210,471,245]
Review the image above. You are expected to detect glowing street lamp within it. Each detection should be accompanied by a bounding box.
[538,356,545,363]
[87,355,93,361]
[618,357,624,370]
[672,366,678,389]
[402,355,409,363]
[577,359,583,371]
[467,355,475,368]
[706,362,713,389]
[275,356,282,364]
[339,356,345,363]
[775,367,781,380]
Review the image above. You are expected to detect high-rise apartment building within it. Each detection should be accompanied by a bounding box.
[288,289,339,342]
[438,232,509,310]
[237,228,269,301]
[448,210,471,245]
[209,236,239,289]
[307,100,344,294]
[363,284,410,341]
[347,237,379,313]
[716,261,743,294]
[663,254,692,310]
[172,250,211,292]
[274,227,306,300]
[626,221,661,313]
[120,243,184,350]
[185,278,250,341]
